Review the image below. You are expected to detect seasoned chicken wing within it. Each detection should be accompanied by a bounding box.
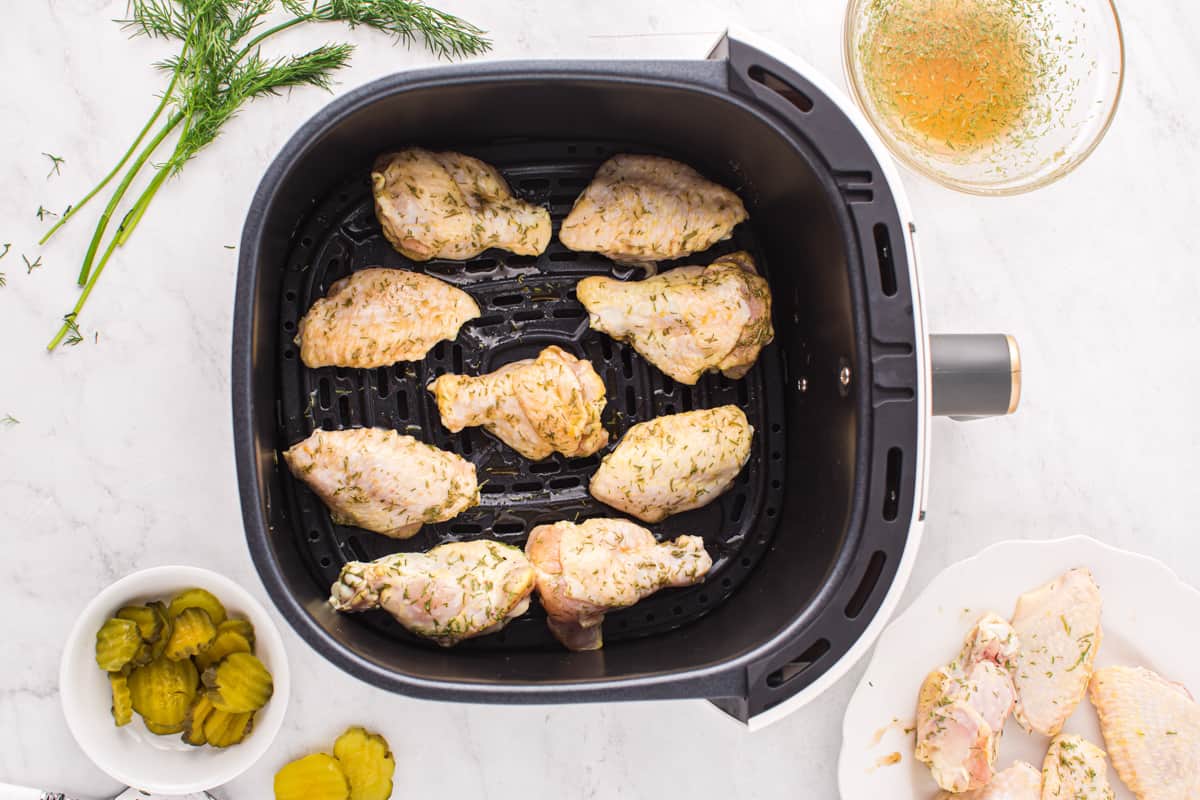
[372,148,550,261]
[429,345,608,460]
[917,613,1021,793]
[330,540,535,646]
[1010,568,1103,737]
[525,518,712,651]
[935,762,1042,800]
[297,268,479,369]
[588,405,753,523]
[283,428,478,538]
[1042,734,1115,800]
[559,154,747,266]
[576,251,774,385]
[1090,666,1200,800]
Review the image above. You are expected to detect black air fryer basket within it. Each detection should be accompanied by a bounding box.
[232,32,1019,726]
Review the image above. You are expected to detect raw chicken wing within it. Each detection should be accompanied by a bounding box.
[283,428,478,538]
[330,540,535,646]
[560,154,747,266]
[525,518,712,651]
[1042,734,1115,800]
[1010,568,1103,736]
[917,613,1020,793]
[576,251,774,385]
[429,345,608,460]
[935,762,1042,800]
[297,267,479,368]
[589,405,753,523]
[372,148,551,261]
[1090,666,1200,800]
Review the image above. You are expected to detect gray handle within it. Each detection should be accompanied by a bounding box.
[930,334,1021,419]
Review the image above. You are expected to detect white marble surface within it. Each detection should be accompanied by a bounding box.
[1,1,1198,798]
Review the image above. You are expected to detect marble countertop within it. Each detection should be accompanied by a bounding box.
[2,1,1198,797]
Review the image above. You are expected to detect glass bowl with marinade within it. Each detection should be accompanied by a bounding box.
[843,0,1124,195]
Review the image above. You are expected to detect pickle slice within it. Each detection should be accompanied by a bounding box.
[203,709,255,748]
[110,673,133,727]
[182,695,214,746]
[333,726,395,800]
[219,617,256,648]
[95,618,142,672]
[128,656,198,727]
[194,630,252,672]
[167,588,227,626]
[203,652,273,713]
[147,601,173,660]
[116,605,165,643]
[275,753,350,800]
[163,607,217,660]
[145,719,185,735]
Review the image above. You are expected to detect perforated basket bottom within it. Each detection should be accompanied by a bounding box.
[276,140,787,651]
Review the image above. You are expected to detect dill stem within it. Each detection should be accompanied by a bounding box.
[38,69,181,247]
[47,220,124,351]
[76,112,182,285]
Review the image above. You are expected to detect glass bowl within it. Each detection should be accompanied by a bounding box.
[843,0,1125,195]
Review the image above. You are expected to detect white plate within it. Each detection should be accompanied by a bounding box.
[838,536,1200,800]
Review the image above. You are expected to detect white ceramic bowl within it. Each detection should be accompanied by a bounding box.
[60,566,290,793]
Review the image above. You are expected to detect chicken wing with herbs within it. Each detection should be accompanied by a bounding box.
[372,148,550,261]
[297,267,479,369]
[283,428,478,539]
[429,345,608,460]
[576,251,773,385]
[588,405,753,523]
[525,518,712,651]
[935,762,1042,800]
[559,154,747,267]
[330,540,535,646]
[1042,734,1115,800]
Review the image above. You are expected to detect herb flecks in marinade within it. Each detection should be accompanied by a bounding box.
[39,0,490,352]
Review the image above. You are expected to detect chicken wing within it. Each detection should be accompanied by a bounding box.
[1010,568,1103,736]
[297,267,479,369]
[1042,734,1115,800]
[935,762,1042,800]
[917,613,1020,793]
[588,405,753,523]
[525,518,712,651]
[283,428,478,538]
[1090,666,1200,800]
[576,251,774,385]
[330,540,535,646]
[372,149,550,261]
[429,345,608,460]
[559,154,747,266]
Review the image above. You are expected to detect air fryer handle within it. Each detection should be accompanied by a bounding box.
[930,334,1021,419]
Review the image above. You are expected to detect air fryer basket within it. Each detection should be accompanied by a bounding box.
[234,33,1014,724]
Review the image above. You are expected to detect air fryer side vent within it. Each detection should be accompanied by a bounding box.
[765,639,831,688]
[882,448,903,521]
[747,64,814,112]
[873,223,898,296]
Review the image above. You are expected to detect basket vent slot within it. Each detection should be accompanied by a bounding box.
[747,65,813,112]
[766,639,830,688]
[874,223,898,297]
[845,550,887,619]
[882,447,903,521]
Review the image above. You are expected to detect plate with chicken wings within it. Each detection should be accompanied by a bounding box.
[839,536,1200,800]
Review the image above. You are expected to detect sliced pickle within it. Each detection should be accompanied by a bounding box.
[163,607,217,660]
[203,708,255,748]
[333,726,395,800]
[146,601,173,660]
[128,656,198,727]
[182,695,214,746]
[203,652,273,713]
[167,588,227,626]
[110,673,133,727]
[116,605,165,643]
[219,617,256,648]
[194,629,252,672]
[95,618,142,672]
[275,753,350,800]
[145,719,185,735]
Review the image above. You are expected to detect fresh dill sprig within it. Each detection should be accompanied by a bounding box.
[0,415,18,426]
[23,254,43,274]
[43,152,65,178]
[61,313,84,346]
[0,273,6,288]
[42,0,490,351]
[0,243,10,260]
[36,205,59,221]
